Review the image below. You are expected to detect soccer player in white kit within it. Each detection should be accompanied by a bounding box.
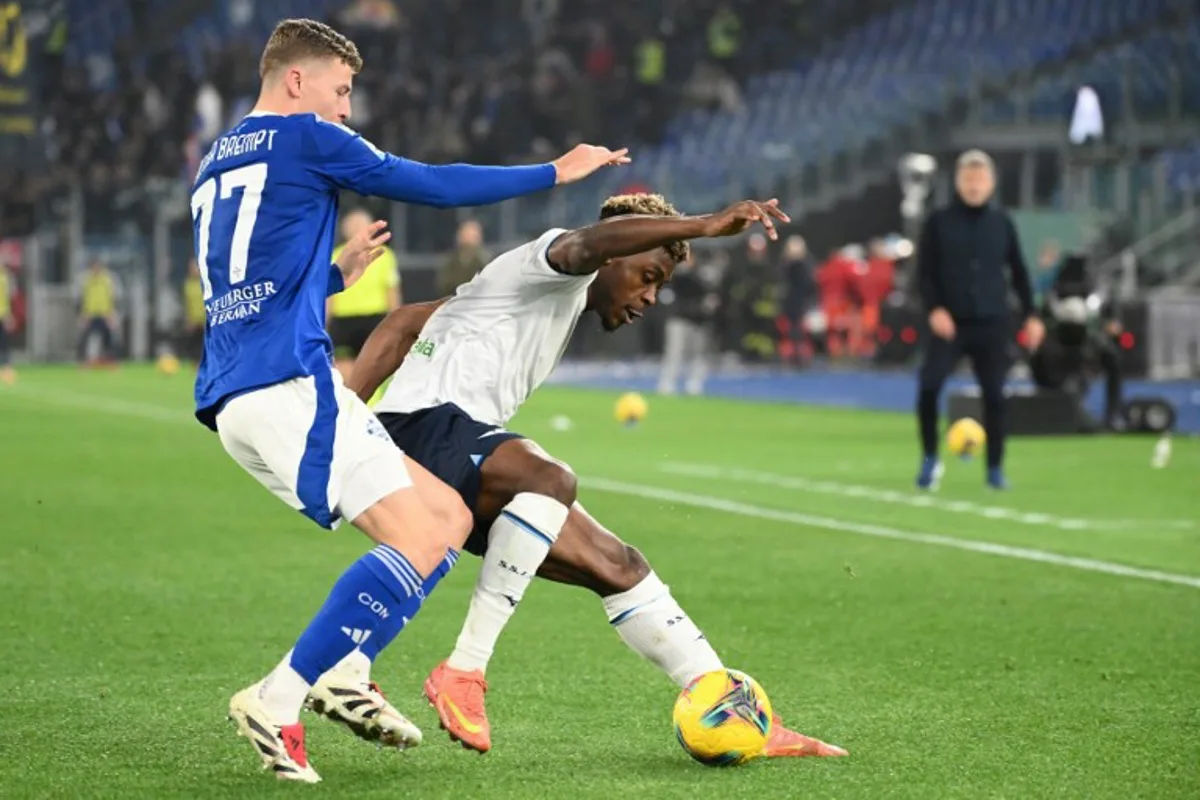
[345,193,848,759]
[190,19,628,783]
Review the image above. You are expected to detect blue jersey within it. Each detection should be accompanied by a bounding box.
[191,112,556,430]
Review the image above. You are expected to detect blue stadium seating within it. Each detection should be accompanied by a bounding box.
[527,0,1177,230]
[65,0,1187,234]
[982,16,1200,124]
[1161,143,1200,194]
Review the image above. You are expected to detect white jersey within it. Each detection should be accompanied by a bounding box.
[375,228,595,426]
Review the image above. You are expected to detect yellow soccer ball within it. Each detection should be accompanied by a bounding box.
[672,669,773,766]
[614,392,648,426]
[156,354,180,375]
[947,417,986,459]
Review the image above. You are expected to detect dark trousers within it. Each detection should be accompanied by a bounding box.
[78,316,114,361]
[1030,332,1123,424]
[1095,342,1123,423]
[918,319,1010,469]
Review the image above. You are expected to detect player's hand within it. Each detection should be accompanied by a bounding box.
[2,316,14,334]
[929,307,956,340]
[702,199,790,241]
[337,219,391,289]
[552,144,631,185]
[1022,315,1045,351]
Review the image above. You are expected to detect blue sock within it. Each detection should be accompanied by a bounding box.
[360,548,458,661]
[288,545,450,684]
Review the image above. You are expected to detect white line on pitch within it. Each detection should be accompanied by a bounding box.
[0,384,195,425]
[581,477,1200,590]
[658,462,1194,532]
[12,386,1197,589]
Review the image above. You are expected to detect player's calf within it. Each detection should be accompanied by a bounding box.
[427,489,572,754]
[429,444,577,752]
[446,491,571,673]
[543,506,723,687]
[444,439,577,676]
[253,465,468,755]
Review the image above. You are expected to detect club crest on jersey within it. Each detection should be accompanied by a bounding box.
[411,339,435,358]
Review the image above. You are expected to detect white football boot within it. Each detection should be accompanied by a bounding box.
[227,685,321,783]
[307,672,423,749]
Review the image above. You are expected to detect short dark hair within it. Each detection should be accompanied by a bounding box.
[260,19,363,79]
[599,193,690,264]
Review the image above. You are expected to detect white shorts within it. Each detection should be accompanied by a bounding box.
[216,369,412,529]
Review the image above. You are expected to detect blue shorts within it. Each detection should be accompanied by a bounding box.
[377,403,524,556]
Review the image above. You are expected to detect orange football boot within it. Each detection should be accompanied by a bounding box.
[424,660,491,753]
[764,715,848,758]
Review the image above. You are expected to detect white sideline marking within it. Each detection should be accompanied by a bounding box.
[581,477,1200,590]
[659,462,1195,532]
[6,386,1197,590]
[1,385,194,425]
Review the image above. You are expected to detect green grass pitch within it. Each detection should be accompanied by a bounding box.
[1,366,1198,799]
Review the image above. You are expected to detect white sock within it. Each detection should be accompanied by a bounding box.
[257,650,312,725]
[446,493,570,673]
[327,648,372,688]
[603,572,723,687]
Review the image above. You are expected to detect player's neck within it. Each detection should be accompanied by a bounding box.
[251,89,295,118]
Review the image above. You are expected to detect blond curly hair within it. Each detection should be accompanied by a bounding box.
[599,193,690,264]
[260,19,363,79]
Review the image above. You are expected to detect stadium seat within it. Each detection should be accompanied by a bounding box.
[520,0,1178,235]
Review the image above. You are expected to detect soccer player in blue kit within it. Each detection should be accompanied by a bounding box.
[191,18,627,782]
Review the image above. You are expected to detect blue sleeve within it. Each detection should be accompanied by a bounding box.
[305,118,557,208]
[327,263,344,297]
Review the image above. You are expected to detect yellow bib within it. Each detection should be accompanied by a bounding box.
[82,272,115,317]
[329,246,400,318]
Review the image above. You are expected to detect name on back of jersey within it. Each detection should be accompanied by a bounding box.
[196,128,279,179]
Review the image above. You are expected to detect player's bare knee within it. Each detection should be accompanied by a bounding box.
[443,498,474,549]
[399,528,455,577]
[526,461,578,507]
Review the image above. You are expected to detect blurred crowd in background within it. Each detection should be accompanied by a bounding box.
[1,0,1197,385]
[0,0,892,236]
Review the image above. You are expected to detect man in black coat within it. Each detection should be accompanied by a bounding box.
[915,150,1045,490]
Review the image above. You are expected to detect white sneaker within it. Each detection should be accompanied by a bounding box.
[228,685,321,783]
[307,675,423,749]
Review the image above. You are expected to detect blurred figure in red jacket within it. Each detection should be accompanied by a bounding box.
[816,247,855,358]
[853,239,896,357]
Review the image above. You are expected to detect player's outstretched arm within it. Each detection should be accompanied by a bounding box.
[316,122,629,209]
[346,299,448,402]
[548,199,790,276]
[363,144,629,208]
